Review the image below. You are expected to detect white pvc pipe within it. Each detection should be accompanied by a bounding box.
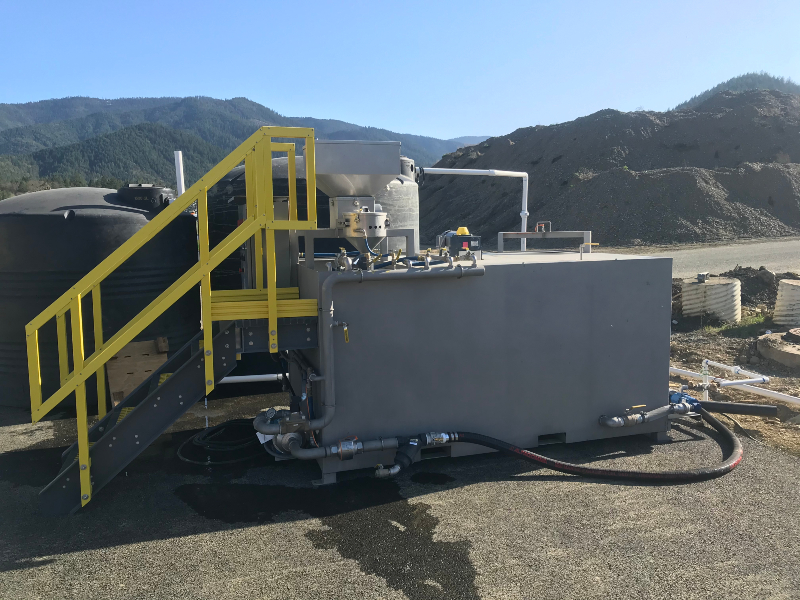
[174,150,186,197]
[717,378,771,387]
[417,167,530,250]
[669,366,800,406]
[703,359,768,382]
[218,374,282,384]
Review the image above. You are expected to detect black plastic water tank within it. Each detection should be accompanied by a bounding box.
[0,187,200,409]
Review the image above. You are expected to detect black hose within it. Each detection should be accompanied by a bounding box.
[177,419,266,465]
[699,400,778,417]
[452,408,742,483]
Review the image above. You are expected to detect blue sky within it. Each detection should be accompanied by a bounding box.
[1,0,798,139]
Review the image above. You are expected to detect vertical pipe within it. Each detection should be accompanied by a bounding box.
[92,285,106,418]
[174,151,185,197]
[198,187,215,396]
[70,294,92,506]
[520,174,529,251]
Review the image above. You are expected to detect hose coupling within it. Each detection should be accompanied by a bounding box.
[425,432,456,445]
[623,413,645,426]
[670,401,694,415]
[335,438,363,460]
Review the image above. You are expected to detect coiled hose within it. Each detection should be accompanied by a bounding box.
[454,408,742,482]
[177,419,266,465]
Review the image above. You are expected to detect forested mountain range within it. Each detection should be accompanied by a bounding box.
[0,96,487,198]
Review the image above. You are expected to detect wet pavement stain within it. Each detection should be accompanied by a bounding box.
[0,446,66,488]
[410,471,456,485]
[175,478,479,600]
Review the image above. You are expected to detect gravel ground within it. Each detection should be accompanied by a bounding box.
[1,394,800,600]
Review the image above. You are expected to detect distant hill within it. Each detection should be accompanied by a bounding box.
[0,124,227,197]
[0,95,487,199]
[420,89,800,247]
[0,96,486,167]
[0,97,180,130]
[675,72,800,110]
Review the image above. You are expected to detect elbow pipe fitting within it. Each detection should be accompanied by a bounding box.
[375,465,401,478]
[253,410,281,435]
[371,432,456,478]
[598,415,625,428]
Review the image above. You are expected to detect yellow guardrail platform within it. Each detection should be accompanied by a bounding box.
[26,127,318,507]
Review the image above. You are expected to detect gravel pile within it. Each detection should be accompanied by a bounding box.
[420,89,800,247]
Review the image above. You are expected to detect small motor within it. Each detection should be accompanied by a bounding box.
[436,226,481,256]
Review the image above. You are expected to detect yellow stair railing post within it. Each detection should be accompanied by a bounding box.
[56,311,69,384]
[197,187,215,396]
[305,135,317,227]
[70,294,92,506]
[287,144,297,221]
[256,135,280,353]
[92,284,106,418]
[26,329,42,415]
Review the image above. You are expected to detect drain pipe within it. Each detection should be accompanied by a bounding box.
[254,264,485,435]
[416,167,530,250]
[670,366,800,407]
[219,374,282,384]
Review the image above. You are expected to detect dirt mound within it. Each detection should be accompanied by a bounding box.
[420,89,800,247]
[718,266,800,307]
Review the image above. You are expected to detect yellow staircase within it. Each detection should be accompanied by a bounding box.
[26,127,319,509]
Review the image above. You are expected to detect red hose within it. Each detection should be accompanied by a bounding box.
[454,408,742,483]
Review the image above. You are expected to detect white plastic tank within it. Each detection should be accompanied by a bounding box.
[773,279,800,326]
[681,275,741,323]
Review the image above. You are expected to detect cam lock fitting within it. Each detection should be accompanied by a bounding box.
[333,438,363,460]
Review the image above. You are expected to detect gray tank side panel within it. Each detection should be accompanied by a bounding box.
[313,256,672,473]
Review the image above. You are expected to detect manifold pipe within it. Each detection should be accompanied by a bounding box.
[254,264,486,435]
[416,167,530,250]
[670,366,800,407]
[219,374,282,384]
[285,436,401,460]
[599,402,692,427]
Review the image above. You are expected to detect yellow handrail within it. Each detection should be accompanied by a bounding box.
[25,126,319,507]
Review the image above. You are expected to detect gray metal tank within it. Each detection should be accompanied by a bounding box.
[0,187,200,409]
[374,155,419,254]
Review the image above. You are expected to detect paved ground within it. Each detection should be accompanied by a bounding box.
[600,237,800,278]
[1,396,800,600]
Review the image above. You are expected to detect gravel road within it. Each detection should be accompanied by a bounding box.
[601,237,800,278]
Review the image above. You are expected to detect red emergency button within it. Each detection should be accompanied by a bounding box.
[462,241,469,248]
